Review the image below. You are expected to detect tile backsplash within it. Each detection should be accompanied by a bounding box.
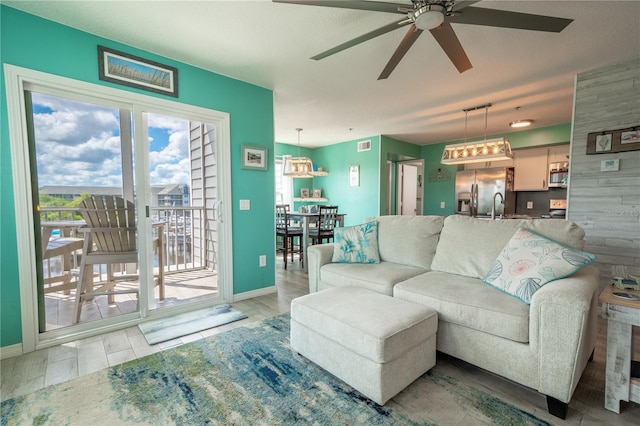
[515,187,567,216]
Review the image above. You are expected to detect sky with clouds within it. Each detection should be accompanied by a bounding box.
[32,92,190,189]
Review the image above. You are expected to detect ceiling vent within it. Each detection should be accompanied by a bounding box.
[357,140,371,152]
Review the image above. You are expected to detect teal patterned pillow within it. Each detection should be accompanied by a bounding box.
[332,221,380,264]
[482,227,595,304]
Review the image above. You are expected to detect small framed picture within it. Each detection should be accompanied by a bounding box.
[349,165,359,187]
[595,134,612,152]
[312,188,322,198]
[300,188,310,198]
[587,126,640,154]
[621,130,640,144]
[98,45,178,97]
[241,145,268,171]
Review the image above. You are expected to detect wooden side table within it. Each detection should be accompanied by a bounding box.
[599,284,640,413]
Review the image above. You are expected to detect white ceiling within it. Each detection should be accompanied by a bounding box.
[4,0,640,147]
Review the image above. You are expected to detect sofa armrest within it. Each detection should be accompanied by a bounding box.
[307,244,334,293]
[529,265,599,402]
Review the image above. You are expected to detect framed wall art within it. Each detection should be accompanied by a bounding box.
[586,125,640,155]
[241,145,268,171]
[349,165,359,187]
[98,45,178,97]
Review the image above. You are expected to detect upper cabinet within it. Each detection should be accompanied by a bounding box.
[514,147,549,191]
[463,158,514,170]
[548,144,570,164]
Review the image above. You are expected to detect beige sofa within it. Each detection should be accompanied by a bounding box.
[307,215,599,419]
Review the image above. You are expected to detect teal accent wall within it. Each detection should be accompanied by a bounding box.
[1,6,275,348]
[421,144,459,216]
[421,123,572,215]
[276,137,382,225]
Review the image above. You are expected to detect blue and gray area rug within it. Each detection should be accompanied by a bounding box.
[1,315,550,425]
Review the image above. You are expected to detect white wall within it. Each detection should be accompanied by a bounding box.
[568,57,640,291]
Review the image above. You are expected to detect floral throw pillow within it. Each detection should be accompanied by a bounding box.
[332,221,380,264]
[482,227,596,304]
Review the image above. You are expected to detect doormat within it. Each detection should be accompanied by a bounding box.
[138,304,247,344]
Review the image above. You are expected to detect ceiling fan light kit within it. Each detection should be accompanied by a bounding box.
[412,4,446,30]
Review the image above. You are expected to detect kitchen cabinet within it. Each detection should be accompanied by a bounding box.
[464,158,514,170]
[514,147,549,191]
[548,144,570,163]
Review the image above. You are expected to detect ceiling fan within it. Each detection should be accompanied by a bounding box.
[273,1,573,79]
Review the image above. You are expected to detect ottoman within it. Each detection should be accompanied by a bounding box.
[290,286,438,405]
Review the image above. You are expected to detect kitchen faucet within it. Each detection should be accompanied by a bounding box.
[492,192,504,220]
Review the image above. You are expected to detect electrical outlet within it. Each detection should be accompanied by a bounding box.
[259,255,266,267]
[526,201,533,209]
[240,199,250,210]
[440,201,445,209]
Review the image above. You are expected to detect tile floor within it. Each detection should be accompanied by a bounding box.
[1,259,639,425]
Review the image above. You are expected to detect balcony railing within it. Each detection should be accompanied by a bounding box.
[39,205,215,277]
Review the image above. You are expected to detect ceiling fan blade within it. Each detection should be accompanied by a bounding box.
[378,25,423,80]
[312,18,412,61]
[451,1,481,12]
[429,21,472,73]
[448,6,573,32]
[272,0,406,15]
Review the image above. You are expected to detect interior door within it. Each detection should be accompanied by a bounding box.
[397,162,419,215]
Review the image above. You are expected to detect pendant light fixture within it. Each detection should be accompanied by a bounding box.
[441,103,513,165]
[282,128,315,178]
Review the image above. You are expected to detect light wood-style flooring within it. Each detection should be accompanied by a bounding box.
[1,260,639,425]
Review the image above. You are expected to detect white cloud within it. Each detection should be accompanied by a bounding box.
[32,93,191,188]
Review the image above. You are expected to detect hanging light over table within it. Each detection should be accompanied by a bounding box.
[441,103,513,165]
[283,128,315,178]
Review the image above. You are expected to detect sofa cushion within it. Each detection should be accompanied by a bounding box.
[332,221,380,264]
[482,227,596,304]
[394,271,530,343]
[319,262,427,295]
[431,215,587,279]
[375,215,444,269]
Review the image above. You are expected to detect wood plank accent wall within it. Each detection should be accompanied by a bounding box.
[568,57,640,293]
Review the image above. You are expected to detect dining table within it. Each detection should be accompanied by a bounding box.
[287,211,345,272]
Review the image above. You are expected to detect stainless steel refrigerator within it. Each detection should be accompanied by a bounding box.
[455,167,515,217]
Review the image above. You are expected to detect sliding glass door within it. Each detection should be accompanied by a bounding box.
[5,65,232,350]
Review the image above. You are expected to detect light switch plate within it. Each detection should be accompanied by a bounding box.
[240,199,250,210]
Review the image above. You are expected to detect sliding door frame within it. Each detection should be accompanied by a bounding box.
[4,64,233,353]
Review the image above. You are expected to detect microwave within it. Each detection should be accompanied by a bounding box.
[549,162,568,187]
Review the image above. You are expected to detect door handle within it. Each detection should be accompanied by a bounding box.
[213,200,223,222]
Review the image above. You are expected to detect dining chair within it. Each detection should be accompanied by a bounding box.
[73,195,164,323]
[309,205,339,245]
[276,204,304,269]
